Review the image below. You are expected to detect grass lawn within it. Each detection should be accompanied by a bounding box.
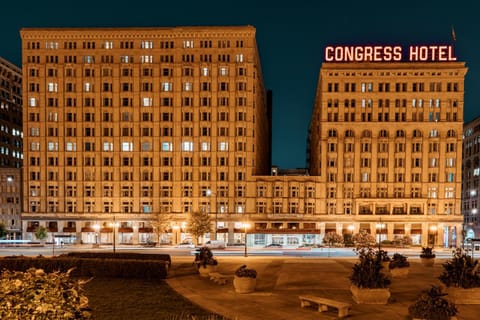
[83,262,226,320]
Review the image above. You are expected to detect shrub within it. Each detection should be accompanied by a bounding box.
[439,248,480,288]
[323,232,344,246]
[408,285,457,320]
[235,265,257,278]
[0,268,91,319]
[420,247,436,259]
[350,247,391,288]
[389,253,410,269]
[352,229,376,248]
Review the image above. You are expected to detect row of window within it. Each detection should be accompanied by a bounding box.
[326,111,458,122]
[29,66,248,78]
[324,171,456,183]
[327,98,457,108]
[26,54,246,64]
[326,128,457,138]
[327,81,460,93]
[30,126,250,138]
[29,111,249,123]
[28,39,246,50]
[28,140,249,152]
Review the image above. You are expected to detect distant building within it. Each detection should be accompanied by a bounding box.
[308,49,467,247]
[0,57,22,239]
[462,116,480,240]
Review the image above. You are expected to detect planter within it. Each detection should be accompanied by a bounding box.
[420,257,435,267]
[198,264,217,277]
[412,318,457,320]
[445,287,480,304]
[350,285,390,304]
[390,267,409,278]
[233,275,256,294]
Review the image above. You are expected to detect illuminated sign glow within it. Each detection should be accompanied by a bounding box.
[324,45,457,62]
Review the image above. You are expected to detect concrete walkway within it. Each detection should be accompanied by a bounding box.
[167,256,480,319]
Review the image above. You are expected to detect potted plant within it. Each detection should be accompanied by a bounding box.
[349,247,391,304]
[408,285,458,320]
[377,249,391,273]
[438,248,480,304]
[389,253,410,278]
[193,247,218,277]
[233,265,257,293]
[35,226,48,245]
[420,247,436,267]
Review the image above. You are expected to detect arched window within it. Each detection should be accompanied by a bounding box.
[396,130,405,138]
[379,130,388,138]
[361,130,371,138]
[328,129,337,137]
[345,130,354,138]
[447,129,456,138]
[413,129,422,138]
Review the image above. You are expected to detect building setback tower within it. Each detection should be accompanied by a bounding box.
[20,27,271,244]
[309,48,467,247]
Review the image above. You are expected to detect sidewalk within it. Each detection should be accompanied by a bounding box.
[167,256,480,319]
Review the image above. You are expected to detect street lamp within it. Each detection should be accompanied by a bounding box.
[109,218,119,253]
[242,222,251,257]
[207,189,217,240]
[348,225,355,247]
[429,225,438,247]
[93,224,100,247]
[172,225,180,245]
[376,220,385,250]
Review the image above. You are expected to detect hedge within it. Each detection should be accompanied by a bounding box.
[0,256,168,279]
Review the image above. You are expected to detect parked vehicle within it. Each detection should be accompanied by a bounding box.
[204,240,226,249]
[264,243,283,248]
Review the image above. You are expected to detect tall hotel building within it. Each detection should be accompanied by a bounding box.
[462,116,480,240]
[308,45,467,247]
[20,27,271,244]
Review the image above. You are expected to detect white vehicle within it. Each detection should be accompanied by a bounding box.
[204,240,226,249]
[176,241,195,248]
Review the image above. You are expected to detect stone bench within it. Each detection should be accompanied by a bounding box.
[209,272,228,285]
[299,295,351,318]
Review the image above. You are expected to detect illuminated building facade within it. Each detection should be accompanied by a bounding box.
[20,26,271,244]
[462,116,480,240]
[0,57,23,239]
[308,45,467,247]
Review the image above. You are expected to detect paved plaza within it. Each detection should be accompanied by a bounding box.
[168,255,480,320]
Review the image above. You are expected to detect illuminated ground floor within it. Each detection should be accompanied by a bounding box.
[21,218,463,248]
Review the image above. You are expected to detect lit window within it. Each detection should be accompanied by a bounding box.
[65,142,76,151]
[141,55,153,63]
[142,97,152,107]
[84,83,91,92]
[162,142,172,152]
[29,98,37,107]
[235,54,244,62]
[219,142,229,151]
[141,41,153,49]
[201,67,209,76]
[201,142,210,151]
[162,82,173,92]
[219,67,228,76]
[183,82,192,91]
[183,40,194,48]
[47,83,58,92]
[122,142,133,152]
[103,142,113,151]
[182,141,193,151]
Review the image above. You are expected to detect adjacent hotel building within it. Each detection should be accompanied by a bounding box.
[309,45,467,247]
[21,27,467,248]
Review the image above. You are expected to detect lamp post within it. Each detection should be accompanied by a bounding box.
[348,224,354,247]
[242,222,251,257]
[207,189,217,240]
[430,225,438,247]
[376,219,385,250]
[172,225,180,244]
[93,224,100,245]
[110,217,119,253]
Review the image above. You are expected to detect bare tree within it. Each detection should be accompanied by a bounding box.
[186,211,212,245]
[149,212,172,245]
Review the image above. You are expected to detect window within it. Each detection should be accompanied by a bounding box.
[182,141,193,151]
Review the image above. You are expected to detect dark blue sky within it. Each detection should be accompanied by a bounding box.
[1,0,478,168]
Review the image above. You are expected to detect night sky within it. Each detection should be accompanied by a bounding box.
[1,0,478,168]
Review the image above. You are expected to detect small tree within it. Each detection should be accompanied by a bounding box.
[352,229,376,248]
[150,212,172,244]
[323,232,344,246]
[35,226,48,242]
[186,211,212,245]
